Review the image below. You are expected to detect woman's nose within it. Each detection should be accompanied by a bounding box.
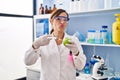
[60,20,65,23]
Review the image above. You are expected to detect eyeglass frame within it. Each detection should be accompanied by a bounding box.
[54,16,70,22]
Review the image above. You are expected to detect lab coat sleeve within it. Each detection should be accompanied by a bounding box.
[73,37,86,70]
[24,46,41,66]
[73,52,86,70]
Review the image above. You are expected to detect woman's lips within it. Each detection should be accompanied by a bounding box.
[59,24,64,28]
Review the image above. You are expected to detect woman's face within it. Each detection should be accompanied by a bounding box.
[50,12,68,33]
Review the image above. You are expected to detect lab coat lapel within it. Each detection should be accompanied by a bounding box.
[46,38,60,80]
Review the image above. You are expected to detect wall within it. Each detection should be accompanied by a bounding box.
[0,0,33,79]
[0,17,32,79]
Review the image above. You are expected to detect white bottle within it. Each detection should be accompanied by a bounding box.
[88,0,98,11]
[111,0,120,8]
[95,30,101,44]
[75,0,80,12]
[119,0,120,7]
[87,30,96,43]
[74,0,77,13]
[104,0,112,9]
[101,30,108,44]
[57,0,64,9]
[79,0,87,12]
[69,0,75,13]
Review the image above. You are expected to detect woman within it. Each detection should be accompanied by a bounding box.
[24,9,86,80]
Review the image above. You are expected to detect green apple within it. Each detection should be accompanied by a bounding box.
[63,38,71,46]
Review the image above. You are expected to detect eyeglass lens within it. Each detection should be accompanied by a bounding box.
[54,16,69,22]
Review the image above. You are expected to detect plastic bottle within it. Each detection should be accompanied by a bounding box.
[112,0,120,8]
[84,63,90,74]
[104,0,112,9]
[87,30,96,43]
[57,0,64,9]
[101,25,108,44]
[79,0,86,12]
[74,31,86,42]
[69,0,75,13]
[88,0,98,11]
[94,30,101,44]
[107,32,113,44]
[101,30,108,44]
[112,14,120,45]
[75,0,80,12]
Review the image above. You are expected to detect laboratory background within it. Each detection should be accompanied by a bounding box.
[0,0,120,80]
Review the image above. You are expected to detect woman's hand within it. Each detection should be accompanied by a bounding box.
[64,39,79,56]
[32,35,52,49]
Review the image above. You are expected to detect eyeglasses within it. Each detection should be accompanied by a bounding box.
[54,16,70,22]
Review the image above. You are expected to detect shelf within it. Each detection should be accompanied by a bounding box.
[69,7,120,17]
[34,8,120,18]
[81,42,120,47]
[34,14,51,19]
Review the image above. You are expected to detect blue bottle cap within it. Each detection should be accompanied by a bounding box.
[88,30,96,32]
[85,63,89,66]
[102,25,108,28]
[100,30,107,32]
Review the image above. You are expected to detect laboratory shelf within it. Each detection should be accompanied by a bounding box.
[34,14,51,18]
[69,7,120,17]
[81,42,120,47]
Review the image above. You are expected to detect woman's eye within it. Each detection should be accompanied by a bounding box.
[56,18,61,20]
[64,19,68,21]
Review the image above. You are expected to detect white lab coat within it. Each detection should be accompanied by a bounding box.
[24,33,86,80]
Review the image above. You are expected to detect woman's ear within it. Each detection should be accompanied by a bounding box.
[50,19,52,23]
[50,19,53,25]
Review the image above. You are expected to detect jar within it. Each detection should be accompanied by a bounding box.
[87,30,96,43]
[94,30,101,44]
[101,30,108,44]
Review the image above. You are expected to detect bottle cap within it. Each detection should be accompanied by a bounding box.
[101,30,107,32]
[85,63,89,66]
[102,25,108,28]
[88,30,96,32]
